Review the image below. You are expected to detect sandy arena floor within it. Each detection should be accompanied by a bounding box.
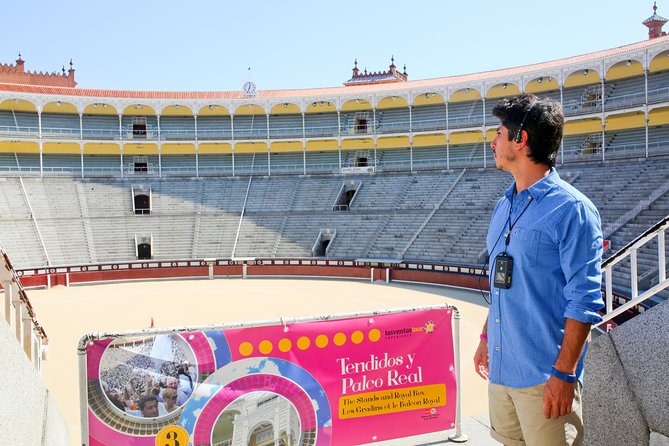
[28,277,490,445]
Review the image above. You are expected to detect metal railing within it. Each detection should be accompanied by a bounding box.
[597,216,668,331]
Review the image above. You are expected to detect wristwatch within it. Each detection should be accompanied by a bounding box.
[551,366,577,383]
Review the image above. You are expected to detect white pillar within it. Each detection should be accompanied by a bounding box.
[12,283,23,344]
[22,311,33,359]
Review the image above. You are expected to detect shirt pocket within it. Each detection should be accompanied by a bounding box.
[511,228,542,268]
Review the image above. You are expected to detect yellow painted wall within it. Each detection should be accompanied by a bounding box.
[605,113,645,131]
[270,141,302,153]
[564,119,601,135]
[198,143,232,154]
[270,104,301,114]
[0,141,39,153]
[342,138,374,150]
[83,104,118,115]
[525,78,559,93]
[413,134,446,147]
[84,143,120,154]
[123,144,158,155]
[123,105,157,116]
[341,100,372,112]
[487,84,520,99]
[234,142,268,154]
[649,107,669,126]
[43,142,81,154]
[161,144,195,154]
[377,97,409,109]
[564,71,600,88]
[234,105,265,116]
[486,129,498,141]
[378,136,410,149]
[43,102,78,114]
[450,89,481,102]
[0,99,37,112]
[449,132,483,145]
[305,102,336,114]
[650,52,669,72]
[198,105,230,116]
[412,93,445,107]
[161,106,194,116]
[606,64,643,81]
[306,140,338,152]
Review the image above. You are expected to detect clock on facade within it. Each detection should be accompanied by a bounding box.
[242,81,257,97]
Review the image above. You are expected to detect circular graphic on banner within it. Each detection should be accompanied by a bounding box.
[180,357,331,445]
[212,391,301,445]
[155,425,189,446]
[99,333,198,420]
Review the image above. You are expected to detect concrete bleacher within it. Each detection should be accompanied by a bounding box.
[0,155,666,307]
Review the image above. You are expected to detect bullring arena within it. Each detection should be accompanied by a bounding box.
[2,3,669,445]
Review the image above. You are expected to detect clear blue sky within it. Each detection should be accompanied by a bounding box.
[1,1,659,92]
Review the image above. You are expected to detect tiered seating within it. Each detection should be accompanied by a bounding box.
[0,155,666,306]
[268,114,302,139]
[448,100,483,129]
[232,115,266,139]
[197,116,232,140]
[304,113,338,137]
[605,75,646,110]
[160,117,196,140]
[412,105,446,132]
[41,113,79,139]
[377,108,409,134]
[82,114,119,140]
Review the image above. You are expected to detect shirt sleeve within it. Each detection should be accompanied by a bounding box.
[557,200,604,325]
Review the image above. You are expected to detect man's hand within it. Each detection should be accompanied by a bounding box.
[543,376,574,418]
[473,340,489,380]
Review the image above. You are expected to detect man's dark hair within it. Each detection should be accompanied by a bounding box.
[492,93,564,167]
[137,395,157,411]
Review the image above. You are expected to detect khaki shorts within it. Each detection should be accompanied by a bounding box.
[488,381,583,446]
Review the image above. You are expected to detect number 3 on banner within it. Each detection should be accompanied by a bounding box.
[156,425,189,446]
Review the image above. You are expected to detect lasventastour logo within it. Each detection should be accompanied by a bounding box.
[385,321,436,338]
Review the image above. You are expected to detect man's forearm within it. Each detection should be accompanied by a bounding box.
[554,318,591,374]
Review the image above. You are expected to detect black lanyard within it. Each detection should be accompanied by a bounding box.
[504,195,534,249]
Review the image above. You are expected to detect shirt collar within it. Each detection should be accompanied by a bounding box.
[504,167,560,202]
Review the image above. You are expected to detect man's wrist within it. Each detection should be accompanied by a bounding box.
[551,366,577,383]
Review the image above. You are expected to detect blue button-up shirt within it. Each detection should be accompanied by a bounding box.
[487,168,604,387]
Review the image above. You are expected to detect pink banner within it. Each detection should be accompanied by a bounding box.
[84,306,456,445]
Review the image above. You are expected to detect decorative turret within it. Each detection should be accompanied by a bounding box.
[643,2,668,39]
[344,56,408,86]
[0,54,77,88]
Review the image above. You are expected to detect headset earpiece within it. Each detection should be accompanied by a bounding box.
[514,101,538,143]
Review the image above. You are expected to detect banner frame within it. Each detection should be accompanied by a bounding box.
[77,303,466,445]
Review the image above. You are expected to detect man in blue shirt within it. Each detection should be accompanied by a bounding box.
[473,94,604,445]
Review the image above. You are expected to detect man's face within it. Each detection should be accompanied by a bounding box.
[141,399,159,418]
[491,124,517,171]
[167,378,178,389]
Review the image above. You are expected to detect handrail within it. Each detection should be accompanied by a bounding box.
[603,178,669,237]
[231,176,253,258]
[597,215,669,330]
[399,168,467,259]
[18,178,51,266]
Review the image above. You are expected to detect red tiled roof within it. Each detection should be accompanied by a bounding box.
[1,37,668,100]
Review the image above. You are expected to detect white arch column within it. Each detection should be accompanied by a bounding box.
[302,112,306,175]
[645,68,650,158]
[601,77,606,162]
[157,115,162,178]
[194,114,199,177]
[337,110,342,170]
